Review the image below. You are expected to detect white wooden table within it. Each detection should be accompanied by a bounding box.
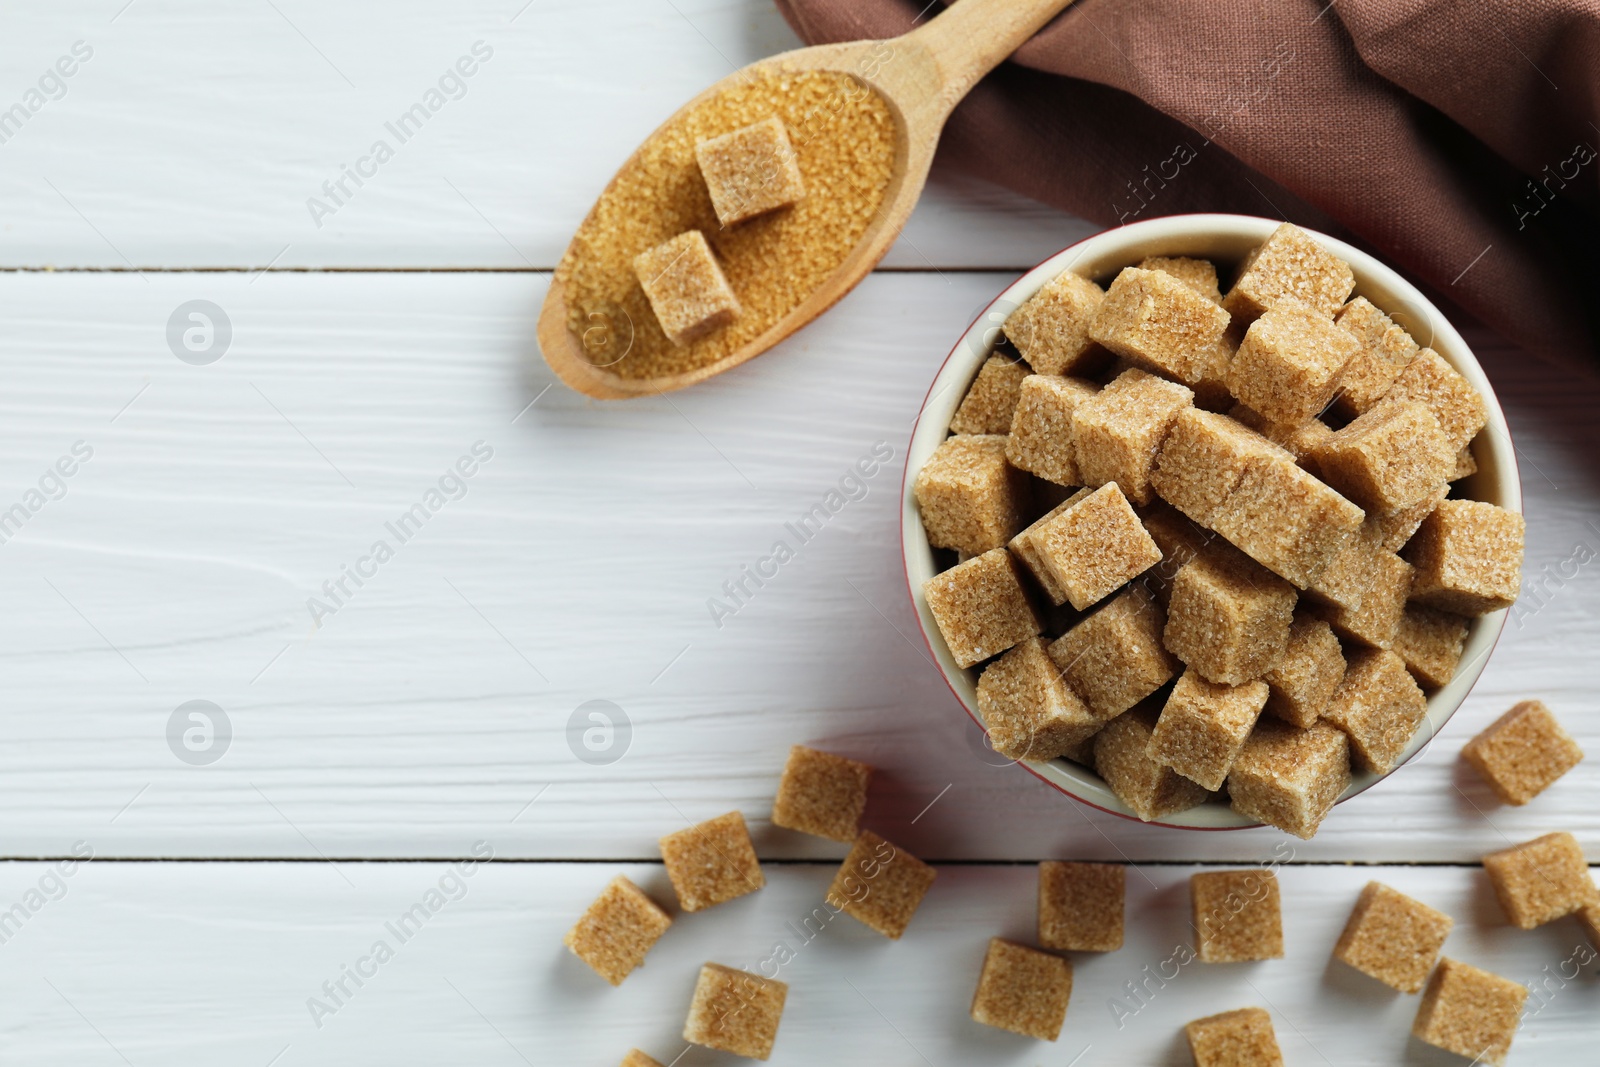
[2,2,1596,1063]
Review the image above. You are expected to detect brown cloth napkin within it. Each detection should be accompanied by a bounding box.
[774,0,1600,363]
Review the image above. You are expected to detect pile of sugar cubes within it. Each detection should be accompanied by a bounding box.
[916,223,1526,838]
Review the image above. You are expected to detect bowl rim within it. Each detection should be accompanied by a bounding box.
[900,212,1522,832]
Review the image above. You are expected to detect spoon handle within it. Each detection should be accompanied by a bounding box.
[904,0,1077,108]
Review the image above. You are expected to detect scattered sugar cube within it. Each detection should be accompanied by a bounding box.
[969,937,1073,1041]
[1210,454,1365,589]
[923,548,1041,669]
[683,962,787,1060]
[659,811,765,912]
[1263,613,1345,728]
[695,116,806,227]
[563,876,672,986]
[771,745,872,842]
[1138,255,1221,302]
[978,636,1102,761]
[1163,544,1296,686]
[1185,1007,1283,1067]
[1004,270,1110,377]
[914,434,1029,557]
[1088,267,1231,384]
[1021,483,1161,611]
[1405,499,1525,616]
[1462,700,1583,806]
[1039,861,1125,952]
[1093,703,1213,821]
[1385,348,1488,452]
[1005,374,1099,486]
[1192,869,1284,962]
[621,1050,664,1067]
[1150,670,1269,790]
[1227,719,1351,838]
[1451,444,1478,481]
[1136,500,1217,605]
[633,230,742,346]
[1152,408,1287,526]
[950,355,1031,435]
[1227,302,1361,427]
[1010,489,1093,605]
[1321,648,1427,774]
[824,830,936,939]
[1311,400,1453,513]
[1050,586,1178,718]
[1368,482,1447,553]
[1310,534,1414,649]
[1412,958,1527,1066]
[1330,297,1419,416]
[1393,602,1468,688]
[1483,831,1598,928]
[1333,881,1453,993]
[1071,368,1194,506]
[1222,222,1354,322]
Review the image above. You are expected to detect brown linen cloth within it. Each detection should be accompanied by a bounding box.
[774,0,1600,362]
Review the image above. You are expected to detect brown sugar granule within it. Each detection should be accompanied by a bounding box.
[1050,585,1178,719]
[1412,958,1527,1066]
[659,811,765,912]
[1025,483,1161,611]
[978,636,1101,762]
[1321,648,1428,774]
[1192,869,1285,963]
[1222,222,1355,322]
[1227,719,1351,839]
[1227,302,1361,427]
[970,937,1073,1041]
[632,231,742,346]
[1162,544,1296,686]
[1093,703,1213,821]
[924,548,1041,669]
[1310,399,1453,513]
[1039,861,1125,952]
[1139,255,1222,302]
[1330,297,1419,417]
[1210,454,1365,589]
[1333,881,1453,993]
[563,875,673,986]
[1088,267,1231,384]
[825,830,937,939]
[1462,699,1584,806]
[557,69,896,379]
[771,745,872,842]
[1185,1007,1284,1067]
[1004,270,1109,377]
[1263,613,1345,728]
[914,434,1028,558]
[1392,602,1468,688]
[1483,831,1598,928]
[1006,374,1099,487]
[694,115,806,227]
[1404,499,1525,616]
[950,355,1032,435]
[683,962,788,1060]
[621,1050,664,1067]
[1385,348,1488,452]
[1150,670,1269,791]
[1071,367,1195,506]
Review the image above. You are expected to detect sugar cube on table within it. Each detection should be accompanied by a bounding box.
[1191,869,1284,962]
[977,636,1101,762]
[1071,368,1194,506]
[1332,881,1453,993]
[923,548,1041,669]
[1210,453,1365,589]
[950,354,1031,435]
[1320,648,1428,774]
[620,1051,663,1067]
[1412,958,1527,1066]
[659,811,764,912]
[1227,719,1351,839]
[969,938,1073,1041]
[683,962,788,1060]
[1227,302,1361,427]
[1392,602,1469,688]
[1138,255,1221,302]
[1482,832,1598,928]
[1184,1007,1285,1067]
[1088,266,1231,384]
[1049,585,1178,719]
[1163,544,1296,686]
[1149,670,1269,791]
[824,830,937,939]
[1003,270,1109,377]
[1384,348,1488,452]
[632,230,742,346]
[1151,408,1287,526]
[1093,703,1213,821]
[1330,296,1420,417]
[1017,482,1161,611]
[914,434,1029,557]
[1462,699,1584,806]
[1222,222,1355,322]
[1405,499,1525,616]
[1005,374,1099,486]
[1038,861,1125,952]
[694,116,806,226]
[563,876,672,986]
[770,745,872,842]
[1310,399,1453,513]
[1309,533,1414,650]
[1263,613,1345,728]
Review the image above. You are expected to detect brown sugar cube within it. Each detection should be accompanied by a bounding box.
[1152,409,1287,526]
[1005,375,1099,487]
[824,830,937,939]
[1010,489,1093,605]
[1405,499,1525,616]
[1093,703,1213,821]
[969,938,1072,1041]
[978,636,1102,761]
[950,355,1031,435]
[1262,613,1345,728]
[1333,881,1453,993]
[683,962,787,1060]
[621,1051,664,1067]
[1137,500,1217,605]
[1185,1007,1283,1067]
[632,230,741,346]
[659,811,764,912]
[1310,535,1414,650]
[1320,648,1427,774]
[1385,348,1488,452]
[1088,267,1231,384]
[1369,482,1447,554]
[1393,603,1469,688]
[1227,302,1361,427]
[1071,368,1195,506]
[1210,454,1365,589]
[1139,255,1222,302]
[1451,445,1478,481]
[1484,832,1597,928]
[1222,221,1355,322]
[1412,958,1528,1066]
[1227,719,1351,838]
[1192,869,1284,962]
[1038,861,1125,952]
[1311,400,1453,513]
[1004,270,1110,377]
[694,116,806,226]
[1192,332,1240,412]
[1023,483,1161,611]
[914,434,1028,557]
[1163,545,1296,686]
[771,745,871,842]
[1330,297,1420,417]
[923,548,1041,669]
[563,876,672,986]
[1228,402,1334,464]
[1462,700,1584,806]
[1150,670,1269,790]
[1049,586,1178,718]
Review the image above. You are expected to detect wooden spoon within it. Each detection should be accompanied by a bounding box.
[538,0,1076,399]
